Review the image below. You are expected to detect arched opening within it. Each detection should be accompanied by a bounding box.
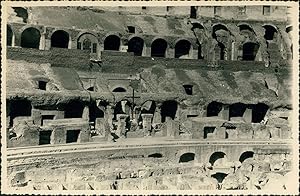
[21,27,40,49]
[7,25,13,46]
[229,103,247,120]
[128,37,144,56]
[239,24,255,34]
[209,151,226,166]
[104,35,120,51]
[179,152,195,163]
[175,40,191,59]
[207,101,223,117]
[148,153,163,158]
[113,100,131,120]
[239,151,254,163]
[12,7,28,23]
[64,100,85,118]
[112,87,126,92]
[242,42,259,61]
[51,30,69,48]
[212,24,229,39]
[263,25,278,41]
[252,103,269,123]
[183,84,193,95]
[77,33,98,53]
[89,101,104,132]
[151,38,168,57]
[211,173,228,183]
[141,101,156,114]
[190,6,197,19]
[286,26,293,34]
[8,100,32,127]
[160,100,177,122]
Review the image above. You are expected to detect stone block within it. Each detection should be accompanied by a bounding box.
[52,127,66,144]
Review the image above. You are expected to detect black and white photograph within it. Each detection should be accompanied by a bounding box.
[1,1,299,194]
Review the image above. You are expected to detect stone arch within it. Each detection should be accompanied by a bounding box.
[174,39,192,59]
[128,36,144,56]
[239,151,254,163]
[7,25,13,46]
[112,87,127,92]
[207,101,223,117]
[160,100,178,122]
[242,42,260,61]
[51,30,69,48]
[148,153,163,158]
[209,151,227,166]
[263,24,278,41]
[151,38,168,57]
[21,27,41,49]
[104,34,120,51]
[179,152,195,163]
[238,23,256,35]
[77,33,99,53]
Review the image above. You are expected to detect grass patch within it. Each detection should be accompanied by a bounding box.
[221,71,238,89]
[151,67,166,79]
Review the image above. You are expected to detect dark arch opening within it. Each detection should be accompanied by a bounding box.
[21,27,40,49]
[89,101,104,122]
[263,25,278,41]
[51,30,69,48]
[211,172,228,183]
[7,25,13,46]
[113,101,131,120]
[175,40,191,58]
[128,37,144,56]
[286,26,293,33]
[148,153,163,158]
[239,24,255,33]
[190,6,197,19]
[64,100,85,118]
[239,151,254,163]
[216,42,226,60]
[104,35,120,51]
[161,100,178,122]
[82,38,92,51]
[209,151,226,166]
[141,101,156,114]
[12,7,28,23]
[242,42,259,61]
[179,153,195,163]
[252,103,269,123]
[8,100,32,127]
[212,24,229,39]
[207,101,223,117]
[112,87,126,92]
[229,103,247,119]
[151,39,168,57]
[183,84,193,95]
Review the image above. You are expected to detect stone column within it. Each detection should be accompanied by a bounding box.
[167,48,174,58]
[192,48,198,59]
[141,114,153,136]
[68,39,72,49]
[231,42,235,60]
[144,46,151,57]
[219,105,229,121]
[243,108,252,123]
[82,106,89,120]
[39,33,46,50]
[116,114,129,137]
[152,105,161,124]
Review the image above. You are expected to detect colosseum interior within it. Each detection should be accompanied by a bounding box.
[2,3,298,194]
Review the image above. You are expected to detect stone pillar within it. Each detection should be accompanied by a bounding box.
[68,39,72,49]
[152,106,161,124]
[192,48,198,59]
[167,48,174,58]
[116,114,129,137]
[144,46,151,57]
[39,33,46,50]
[52,126,66,144]
[45,38,51,50]
[165,116,174,137]
[219,105,229,120]
[231,42,235,60]
[243,108,252,123]
[141,114,153,136]
[95,118,106,136]
[11,34,15,47]
[82,106,89,121]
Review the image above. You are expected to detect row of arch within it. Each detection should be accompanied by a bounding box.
[7,22,291,61]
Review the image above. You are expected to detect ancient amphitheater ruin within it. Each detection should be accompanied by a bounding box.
[3,4,298,193]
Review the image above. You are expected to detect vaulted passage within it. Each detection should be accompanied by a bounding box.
[263,25,278,41]
[207,101,223,117]
[252,103,269,123]
[112,87,126,92]
[239,151,254,163]
[151,39,168,57]
[7,25,13,46]
[161,100,177,122]
[179,153,195,163]
[8,100,32,127]
[128,37,144,56]
[64,100,85,118]
[104,35,120,51]
[209,151,226,166]
[215,42,226,60]
[242,42,259,61]
[148,153,163,158]
[21,27,40,49]
[51,30,69,48]
[89,101,104,123]
[77,33,98,53]
[175,40,191,58]
[211,172,228,183]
